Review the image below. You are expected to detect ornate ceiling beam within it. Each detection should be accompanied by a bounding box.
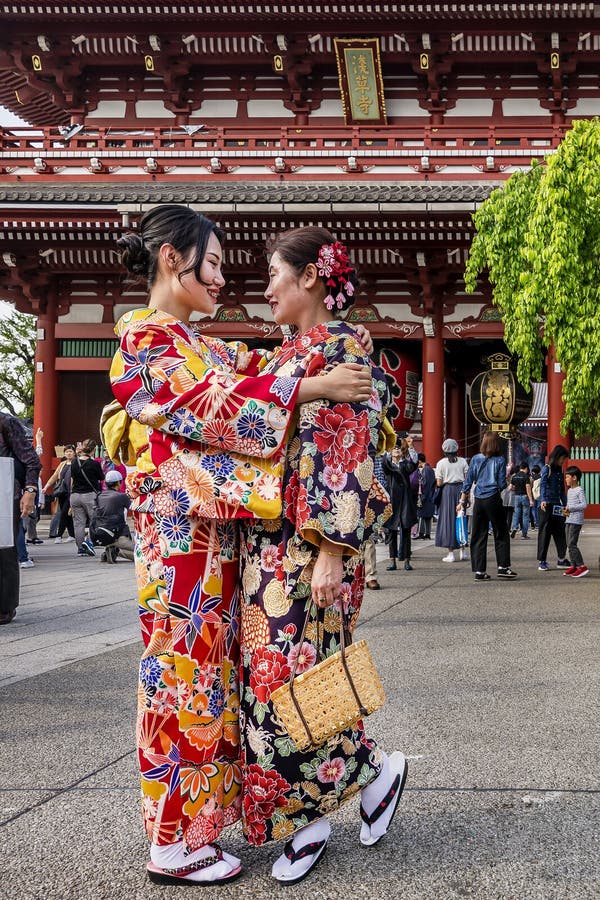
[0,3,597,23]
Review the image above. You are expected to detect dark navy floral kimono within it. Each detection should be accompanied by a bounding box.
[239,320,393,846]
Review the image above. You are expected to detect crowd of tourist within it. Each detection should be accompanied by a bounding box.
[0,425,135,619]
[375,435,588,583]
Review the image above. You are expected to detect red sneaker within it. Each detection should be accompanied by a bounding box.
[563,566,577,576]
[572,565,589,578]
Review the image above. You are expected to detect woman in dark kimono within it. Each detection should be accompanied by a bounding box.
[382,440,418,570]
[239,227,409,884]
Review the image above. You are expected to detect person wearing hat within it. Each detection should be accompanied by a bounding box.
[97,469,134,562]
[434,438,468,562]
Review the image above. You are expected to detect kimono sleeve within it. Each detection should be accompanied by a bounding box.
[110,322,300,460]
[290,337,390,554]
[225,341,273,376]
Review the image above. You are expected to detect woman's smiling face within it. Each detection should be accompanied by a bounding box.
[264,251,306,327]
[175,231,225,317]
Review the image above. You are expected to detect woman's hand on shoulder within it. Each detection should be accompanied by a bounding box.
[298,363,372,404]
[321,363,372,402]
[353,324,373,356]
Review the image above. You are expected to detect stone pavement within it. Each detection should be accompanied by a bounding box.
[1,519,599,899]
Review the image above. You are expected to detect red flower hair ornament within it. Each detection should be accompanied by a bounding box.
[316,241,356,311]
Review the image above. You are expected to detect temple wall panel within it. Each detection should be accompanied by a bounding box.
[570,98,600,115]
[87,101,127,118]
[384,99,429,118]
[309,100,345,118]
[113,303,146,320]
[191,100,238,117]
[58,304,105,324]
[502,98,547,116]
[445,99,494,117]
[134,100,175,118]
[246,100,295,118]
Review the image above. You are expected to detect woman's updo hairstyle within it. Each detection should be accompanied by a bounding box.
[117,203,224,289]
[268,226,359,313]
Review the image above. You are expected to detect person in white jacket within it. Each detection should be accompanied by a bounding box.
[563,466,588,578]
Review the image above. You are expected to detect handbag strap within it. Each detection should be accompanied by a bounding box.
[73,457,101,502]
[287,598,368,749]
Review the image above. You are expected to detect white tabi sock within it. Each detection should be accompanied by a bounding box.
[360,750,407,845]
[271,818,331,881]
[150,840,240,883]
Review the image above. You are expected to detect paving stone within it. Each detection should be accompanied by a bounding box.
[0,517,598,898]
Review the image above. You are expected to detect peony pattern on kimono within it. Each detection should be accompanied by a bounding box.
[239,320,392,846]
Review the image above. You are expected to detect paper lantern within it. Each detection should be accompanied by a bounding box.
[470,353,533,438]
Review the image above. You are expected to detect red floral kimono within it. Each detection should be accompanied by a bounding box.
[110,308,300,849]
[239,321,393,846]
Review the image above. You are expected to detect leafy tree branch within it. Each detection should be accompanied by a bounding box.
[465,119,600,437]
[0,306,36,418]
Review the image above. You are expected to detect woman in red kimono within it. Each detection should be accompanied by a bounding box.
[110,205,373,886]
[239,227,409,884]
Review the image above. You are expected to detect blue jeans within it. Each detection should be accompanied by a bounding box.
[511,495,531,536]
[16,523,29,562]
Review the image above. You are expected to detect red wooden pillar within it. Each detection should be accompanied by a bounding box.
[546,345,569,454]
[33,292,59,482]
[446,378,466,456]
[421,310,445,463]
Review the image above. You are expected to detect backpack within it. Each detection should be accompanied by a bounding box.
[89,504,125,546]
[532,476,541,500]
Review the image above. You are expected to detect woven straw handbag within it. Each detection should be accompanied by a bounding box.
[271,601,386,752]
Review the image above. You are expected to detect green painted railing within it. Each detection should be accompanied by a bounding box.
[59,339,118,358]
[579,471,600,505]
[570,446,600,460]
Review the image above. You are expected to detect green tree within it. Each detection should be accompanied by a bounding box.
[0,305,36,418]
[465,118,600,438]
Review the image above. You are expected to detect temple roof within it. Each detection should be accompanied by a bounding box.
[0,180,497,206]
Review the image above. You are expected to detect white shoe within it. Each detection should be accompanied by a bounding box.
[459,548,469,561]
[63,536,75,543]
[20,559,35,568]
[442,553,456,562]
[54,536,63,544]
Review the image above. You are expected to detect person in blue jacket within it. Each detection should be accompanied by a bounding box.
[537,444,570,571]
[458,430,517,581]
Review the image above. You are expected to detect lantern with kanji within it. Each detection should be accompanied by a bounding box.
[469,353,533,438]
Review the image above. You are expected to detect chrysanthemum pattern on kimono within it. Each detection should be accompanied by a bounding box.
[109,307,300,849]
[239,321,392,846]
